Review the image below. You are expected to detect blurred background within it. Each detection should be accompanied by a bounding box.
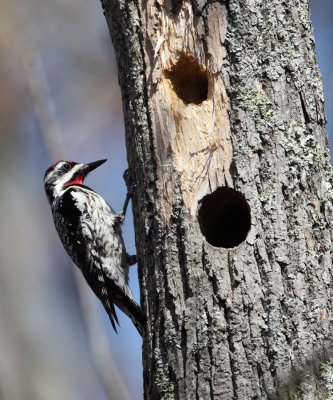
[0,1,331,399]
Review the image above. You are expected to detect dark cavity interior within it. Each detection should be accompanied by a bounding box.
[165,54,208,105]
[198,187,251,248]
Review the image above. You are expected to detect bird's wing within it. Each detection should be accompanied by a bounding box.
[55,187,120,332]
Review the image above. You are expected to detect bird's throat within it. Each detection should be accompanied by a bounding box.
[65,176,84,186]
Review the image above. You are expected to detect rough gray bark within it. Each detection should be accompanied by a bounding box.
[102,0,333,399]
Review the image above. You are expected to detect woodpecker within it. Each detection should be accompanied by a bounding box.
[44,159,145,336]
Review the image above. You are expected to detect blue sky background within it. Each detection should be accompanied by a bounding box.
[310,0,333,151]
[0,1,331,399]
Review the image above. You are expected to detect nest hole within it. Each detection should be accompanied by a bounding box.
[198,187,251,248]
[165,54,208,104]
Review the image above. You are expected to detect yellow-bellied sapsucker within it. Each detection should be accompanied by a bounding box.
[44,159,145,335]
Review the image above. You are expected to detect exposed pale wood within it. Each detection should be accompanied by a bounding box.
[102,0,333,398]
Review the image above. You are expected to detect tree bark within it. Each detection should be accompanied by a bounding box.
[102,0,333,399]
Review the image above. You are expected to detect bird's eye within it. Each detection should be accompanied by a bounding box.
[63,163,71,170]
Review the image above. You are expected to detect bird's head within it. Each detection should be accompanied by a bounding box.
[44,159,107,203]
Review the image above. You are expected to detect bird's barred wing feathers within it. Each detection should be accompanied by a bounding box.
[54,187,122,332]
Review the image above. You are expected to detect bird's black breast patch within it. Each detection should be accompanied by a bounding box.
[54,187,91,268]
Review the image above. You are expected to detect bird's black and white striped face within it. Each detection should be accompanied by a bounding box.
[44,159,107,204]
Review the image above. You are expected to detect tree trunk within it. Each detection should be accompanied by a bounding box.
[102,0,333,398]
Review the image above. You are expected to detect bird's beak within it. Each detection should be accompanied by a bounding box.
[80,159,107,177]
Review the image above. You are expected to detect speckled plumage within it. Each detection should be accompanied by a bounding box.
[44,160,144,335]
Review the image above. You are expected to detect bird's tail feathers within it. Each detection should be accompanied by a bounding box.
[115,295,146,336]
[96,267,146,335]
[103,296,120,333]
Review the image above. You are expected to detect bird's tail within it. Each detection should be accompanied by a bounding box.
[96,266,146,335]
[115,295,146,336]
